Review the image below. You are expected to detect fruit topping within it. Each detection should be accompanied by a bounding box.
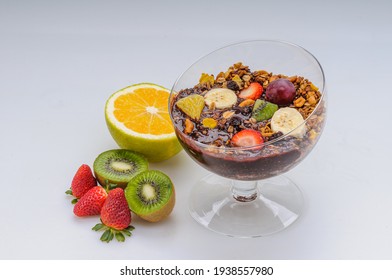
[204,88,237,109]
[293,96,306,107]
[171,62,323,149]
[199,73,215,86]
[265,78,296,105]
[202,117,218,129]
[226,80,240,91]
[125,170,175,223]
[93,149,149,189]
[310,82,319,91]
[271,107,306,138]
[231,129,264,147]
[184,118,194,134]
[252,99,278,122]
[231,75,243,88]
[73,186,108,217]
[239,99,255,107]
[175,94,205,120]
[238,82,263,100]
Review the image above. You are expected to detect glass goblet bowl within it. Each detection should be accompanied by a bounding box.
[169,40,326,237]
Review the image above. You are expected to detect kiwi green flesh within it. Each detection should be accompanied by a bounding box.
[252,99,278,122]
[125,170,173,215]
[93,149,148,187]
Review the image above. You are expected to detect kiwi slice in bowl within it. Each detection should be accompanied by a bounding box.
[125,170,175,222]
[93,149,148,189]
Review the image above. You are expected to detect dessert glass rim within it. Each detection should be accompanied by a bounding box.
[169,39,326,151]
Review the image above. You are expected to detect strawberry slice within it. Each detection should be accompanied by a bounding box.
[231,129,264,147]
[238,82,263,100]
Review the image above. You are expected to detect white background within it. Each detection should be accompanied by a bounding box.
[0,0,391,259]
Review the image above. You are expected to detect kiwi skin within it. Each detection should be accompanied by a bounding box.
[139,188,175,223]
[125,170,175,222]
[95,173,129,189]
[93,149,148,189]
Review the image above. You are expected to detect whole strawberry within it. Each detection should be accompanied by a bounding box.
[66,164,97,203]
[73,186,108,217]
[92,188,134,242]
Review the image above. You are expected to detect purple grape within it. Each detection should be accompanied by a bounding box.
[265,78,296,105]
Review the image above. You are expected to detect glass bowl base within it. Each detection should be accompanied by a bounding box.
[188,174,304,238]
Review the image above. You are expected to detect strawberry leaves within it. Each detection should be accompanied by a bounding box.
[65,189,79,204]
[92,221,135,243]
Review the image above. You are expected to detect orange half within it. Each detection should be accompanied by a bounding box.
[107,83,174,137]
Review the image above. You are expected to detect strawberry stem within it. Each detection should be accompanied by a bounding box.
[104,180,118,193]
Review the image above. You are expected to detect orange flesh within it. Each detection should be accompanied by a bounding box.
[113,88,173,135]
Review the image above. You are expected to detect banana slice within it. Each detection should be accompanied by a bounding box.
[204,88,237,109]
[271,107,306,138]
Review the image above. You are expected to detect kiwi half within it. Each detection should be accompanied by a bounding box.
[125,170,175,222]
[93,149,148,189]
